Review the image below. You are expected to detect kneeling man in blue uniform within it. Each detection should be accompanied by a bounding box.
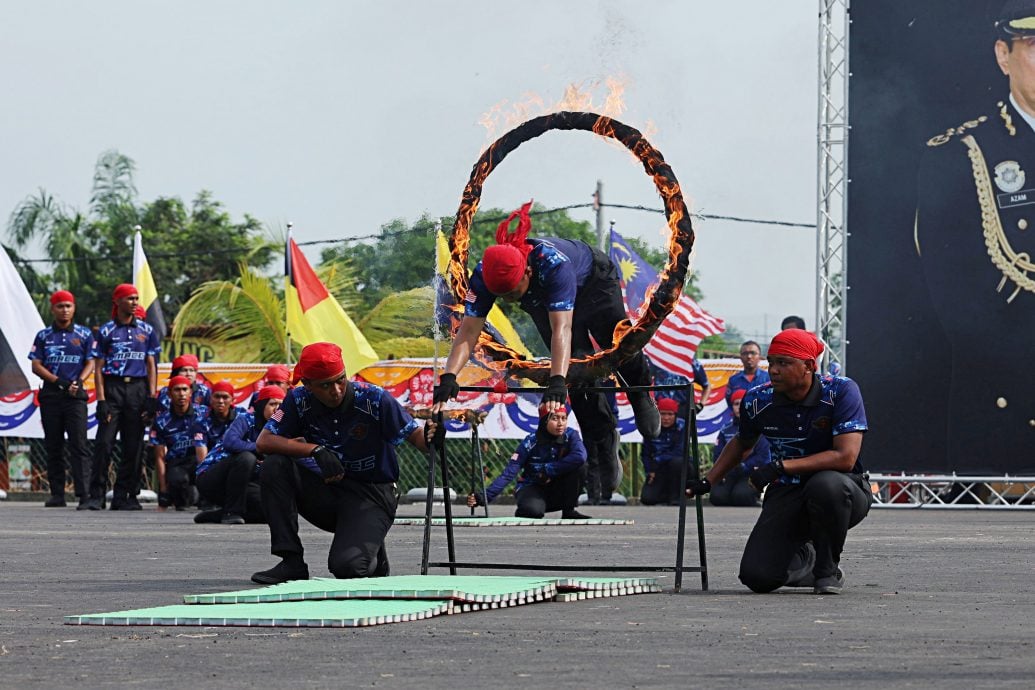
[252,342,439,585]
[687,329,872,595]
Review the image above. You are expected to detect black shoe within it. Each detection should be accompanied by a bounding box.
[82,497,103,511]
[814,566,846,595]
[174,505,186,512]
[125,496,143,510]
[562,509,592,519]
[194,509,223,524]
[251,558,309,585]
[374,546,390,577]
[45,495,67,508]
[627,392,661,439]
[76,498,91,511]
[785,543,817,587]
[220,513,246,525]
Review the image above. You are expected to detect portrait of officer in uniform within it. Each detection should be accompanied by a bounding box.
[914,0,1035,471]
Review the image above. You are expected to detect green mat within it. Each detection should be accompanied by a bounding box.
[65,599,451,628]
[393,516,634,527]
[184,575,559,605]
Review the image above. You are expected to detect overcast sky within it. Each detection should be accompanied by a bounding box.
[1,0,819,342]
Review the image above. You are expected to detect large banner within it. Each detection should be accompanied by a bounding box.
[0,358,747,443]
[847,1,1034,473]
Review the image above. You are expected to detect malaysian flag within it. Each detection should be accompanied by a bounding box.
[609,229,725,379]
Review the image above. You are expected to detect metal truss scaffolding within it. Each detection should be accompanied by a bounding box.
[870,474,1035,509]
[816,0,850,370]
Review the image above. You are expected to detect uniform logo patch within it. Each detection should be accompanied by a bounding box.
[350,423,369,440]
[464,289,477,304]
[994,161,1025,194]
[812,417,831,432]
[135,333,147,342]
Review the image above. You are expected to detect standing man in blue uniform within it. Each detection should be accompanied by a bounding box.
[724,340,770,406]
[687,329,871,595]
[85,284,162,511]
[28,290,95,508]
[252,342,438,585]
[150,375,207,510]
[432,202,660,446]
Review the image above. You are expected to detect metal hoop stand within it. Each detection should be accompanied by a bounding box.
[420,382,709,592]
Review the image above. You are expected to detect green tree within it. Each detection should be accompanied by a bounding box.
[5,150,275,327]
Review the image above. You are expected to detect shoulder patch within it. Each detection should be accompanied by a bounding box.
[926,115,989,147]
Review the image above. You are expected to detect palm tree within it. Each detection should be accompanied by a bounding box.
[6,189,94,290]
[357,287,436,358]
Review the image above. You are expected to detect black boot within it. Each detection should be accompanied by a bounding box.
[251,556,309,585]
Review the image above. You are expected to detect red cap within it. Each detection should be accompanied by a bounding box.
[729,389,747,403]
[211,380,235,397]
[767,329,824,364]
[113,284,138,301]
[172,354,200,371]
[657,397,680,412]
[168,375,192,389]
[257,385,286,402]
[294,342,345,382]
[482,244,528,294]
[264,364,291,383]
[50,290,75,305]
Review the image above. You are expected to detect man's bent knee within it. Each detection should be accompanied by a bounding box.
[328,549,375,579]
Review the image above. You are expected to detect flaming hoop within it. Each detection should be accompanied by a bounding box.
[447,110,695,384]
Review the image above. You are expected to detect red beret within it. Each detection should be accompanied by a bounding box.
[482,244,528,295]
[168,375,192,389]
[729,389,747,403]
[172,354,200,371]
[50,290,75,305]
[767,329,824,363]
[211,380,235,397]
[112,284,138,301]
[295,342,345,382]
[657,397,680,412]
[257,385,286,402]
[264,364,291,383]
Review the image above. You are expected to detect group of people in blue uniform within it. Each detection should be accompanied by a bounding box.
[31,197,874,594]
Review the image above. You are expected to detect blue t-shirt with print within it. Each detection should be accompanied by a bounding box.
[92,318,161,378]
[28,323,95,382]
[150,404,208,465]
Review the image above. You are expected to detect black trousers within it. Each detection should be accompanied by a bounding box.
[165,462,196,508]
[90,378,149,501]
[584,426,620,501]
[710,476,760,507]
[38,387,89,498]
[515,467,583,518]
[197,452,266,523]
[528,250,650,450]
[260,454,396,578]
[640,461,684,506]
[738,471,872,593]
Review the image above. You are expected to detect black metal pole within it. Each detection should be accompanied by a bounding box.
[689,396,709,591]
[674,383,692,592]
[474,426,490,518]
[469,424,478,517]
[438,433,457,575]
[420,422,438,575]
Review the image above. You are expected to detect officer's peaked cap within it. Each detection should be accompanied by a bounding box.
[998,0,1035,36]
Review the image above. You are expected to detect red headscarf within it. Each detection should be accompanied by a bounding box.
[50,290,75,305]
[256,385,286,402]
[264,364,291,383]
[172,354,200,371]
[168,375,192,389]
[482,200,534,295]
[729,389,747,403]
[111,284,139,319]
[657,397,680,412]
[211,380,235,397]
[538,402,571,418]
[294,342,345,382]
[133,306,147,319]
[767,329,824,364]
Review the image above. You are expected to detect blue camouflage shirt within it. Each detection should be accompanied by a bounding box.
[738,375,868,485]
[91,318,161,378]
[715,419,772,479]
[725,368,771,405]
[28,323,95,382]
[192,405,245,451]
[197,412,262,476]
[158,382,211,411]
[264,382,418,484]
[484,427,587,503]
[150,404,208,465]
[465,237,595,318]
[642,418,687,474]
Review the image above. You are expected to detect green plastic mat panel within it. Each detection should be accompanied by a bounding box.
[184,575,661,606]
[393,516,634,527]
[184,575,561,605]
[65,599,451,628]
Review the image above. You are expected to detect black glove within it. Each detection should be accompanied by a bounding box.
[541,375,567,406]
[424,415,446,448]
[694,400,705,414]
[158,491,172,508]
[55,378,73,391]
[748,459,785,492]
[685,478,712,497]
[96,400,110,421]
[433,373,459,405]
[312,445,345,480]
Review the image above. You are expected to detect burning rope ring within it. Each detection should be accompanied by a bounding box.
[447,110,696,384]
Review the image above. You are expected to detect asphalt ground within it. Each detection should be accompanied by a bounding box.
[1,500,1032,689]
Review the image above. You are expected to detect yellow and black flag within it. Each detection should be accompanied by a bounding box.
[133,231,167,335]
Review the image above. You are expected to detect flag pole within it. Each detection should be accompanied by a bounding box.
[285,222,293,365]
[432,220,442,376]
